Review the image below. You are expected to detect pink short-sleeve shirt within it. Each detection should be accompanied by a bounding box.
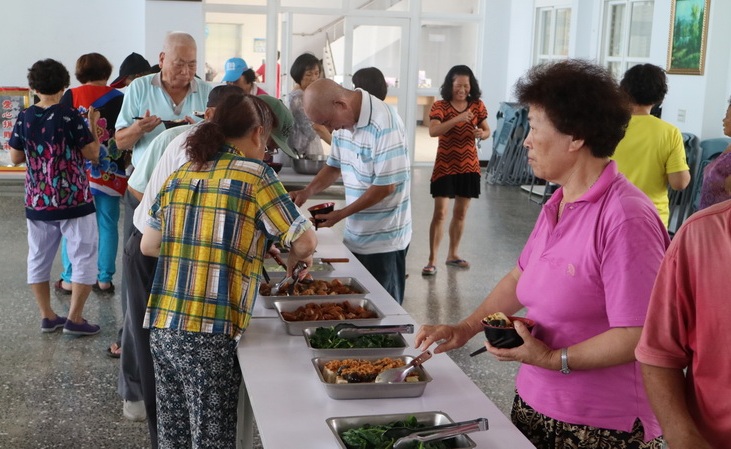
[515,161,669,439]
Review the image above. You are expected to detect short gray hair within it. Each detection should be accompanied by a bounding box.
[163,32,196,53]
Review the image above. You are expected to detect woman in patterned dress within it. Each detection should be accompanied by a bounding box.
[422,65,490,275]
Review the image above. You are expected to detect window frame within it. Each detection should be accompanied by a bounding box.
[600,0,655,79]
[532,1,572,66]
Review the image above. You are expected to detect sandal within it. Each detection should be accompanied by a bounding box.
[53,279,72,295]
[106,342,122,359]
[93,281,115,295]
[421,265,437,276]
[446,259,470,268]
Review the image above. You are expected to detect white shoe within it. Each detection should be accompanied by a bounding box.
[123,400,147,422]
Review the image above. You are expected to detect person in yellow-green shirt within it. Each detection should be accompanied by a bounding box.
[612,64,690,227]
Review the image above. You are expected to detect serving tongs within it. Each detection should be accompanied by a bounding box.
[270,261,307,296]
[385,417,489,449]
[333,323,414,339]
[374,350,432,383]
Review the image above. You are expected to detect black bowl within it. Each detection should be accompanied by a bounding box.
[482,316,535,349]
[162,119,188,129]
[307,202,335,230]
[308,202,334,220]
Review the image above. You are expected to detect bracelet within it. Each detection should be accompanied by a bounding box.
[560,348,571,375]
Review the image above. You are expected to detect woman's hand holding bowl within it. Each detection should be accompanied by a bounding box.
[486,320,557,369]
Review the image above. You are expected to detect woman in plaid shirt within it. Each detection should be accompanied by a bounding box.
[140,93,316,448]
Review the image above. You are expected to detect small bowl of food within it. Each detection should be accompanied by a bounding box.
[481,312,535,349]
[308,202,335,229]
[162,119,188,129]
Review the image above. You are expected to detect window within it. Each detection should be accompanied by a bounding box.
[601,0,654,79]
[205,23,243,82]
[533,5,571,65]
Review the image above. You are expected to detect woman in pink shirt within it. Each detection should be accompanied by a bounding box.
[415,60,669,449]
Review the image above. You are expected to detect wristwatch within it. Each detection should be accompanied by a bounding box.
[560,348,571,375]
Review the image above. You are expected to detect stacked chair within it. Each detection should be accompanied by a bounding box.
[486,102,533,186]
[667,133,702,235]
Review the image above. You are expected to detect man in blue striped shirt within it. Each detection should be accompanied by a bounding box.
[290,78,411,304]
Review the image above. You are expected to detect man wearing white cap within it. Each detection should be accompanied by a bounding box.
[222,57,268,96]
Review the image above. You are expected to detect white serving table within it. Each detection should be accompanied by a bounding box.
[237,228,535,449]
[251,228,407,319]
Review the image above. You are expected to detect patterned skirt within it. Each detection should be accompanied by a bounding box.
[511,394,664,449]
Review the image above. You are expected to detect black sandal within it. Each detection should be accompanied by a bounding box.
[106,342,122,359]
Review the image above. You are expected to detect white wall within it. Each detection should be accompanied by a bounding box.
[145,1,206,73]
[0,0,146,87]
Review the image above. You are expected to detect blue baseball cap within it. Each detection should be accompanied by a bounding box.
[221,57,249,82]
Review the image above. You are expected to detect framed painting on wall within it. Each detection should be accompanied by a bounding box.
[666,0,710,75]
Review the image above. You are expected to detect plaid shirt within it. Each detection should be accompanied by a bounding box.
[144,147,311,340]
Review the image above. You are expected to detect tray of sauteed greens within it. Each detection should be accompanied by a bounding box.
[303,324,413,357]
[326,412,478,449]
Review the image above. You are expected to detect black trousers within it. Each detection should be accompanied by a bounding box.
[122,229,159,448]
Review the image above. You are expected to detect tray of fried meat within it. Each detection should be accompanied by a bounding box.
[259,276,369,309]
[274,298,383,335]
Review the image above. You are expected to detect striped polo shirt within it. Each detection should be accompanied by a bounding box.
[329,89,411,254]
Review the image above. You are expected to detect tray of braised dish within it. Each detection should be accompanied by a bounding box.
[312,355,432,400]
[274,298,383,335]
[303,324,411,357]
[326,411,477,449]
[259,276,369,309]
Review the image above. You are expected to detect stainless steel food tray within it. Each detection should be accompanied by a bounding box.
[260,276,370,310]
[312,354,432,400]
[326,411,477,448]
[303,326,408,357]
[275,298,384,335]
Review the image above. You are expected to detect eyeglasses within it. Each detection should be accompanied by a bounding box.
[265,146,278,155]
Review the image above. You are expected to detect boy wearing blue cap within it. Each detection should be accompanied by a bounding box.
[222,57,268,96]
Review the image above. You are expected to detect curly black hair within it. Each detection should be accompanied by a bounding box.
[440,65,481,102]
[620,64,668,106]
[514,59,630,158]
[75,53,113,84]
[28,59,70,95]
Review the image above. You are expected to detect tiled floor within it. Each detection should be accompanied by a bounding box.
[0,166,541,448]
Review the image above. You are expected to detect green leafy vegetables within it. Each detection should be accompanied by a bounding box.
[340,416,451,449]
[309,327,404,349]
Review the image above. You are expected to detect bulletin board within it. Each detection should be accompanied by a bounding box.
[0,87,31,171]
